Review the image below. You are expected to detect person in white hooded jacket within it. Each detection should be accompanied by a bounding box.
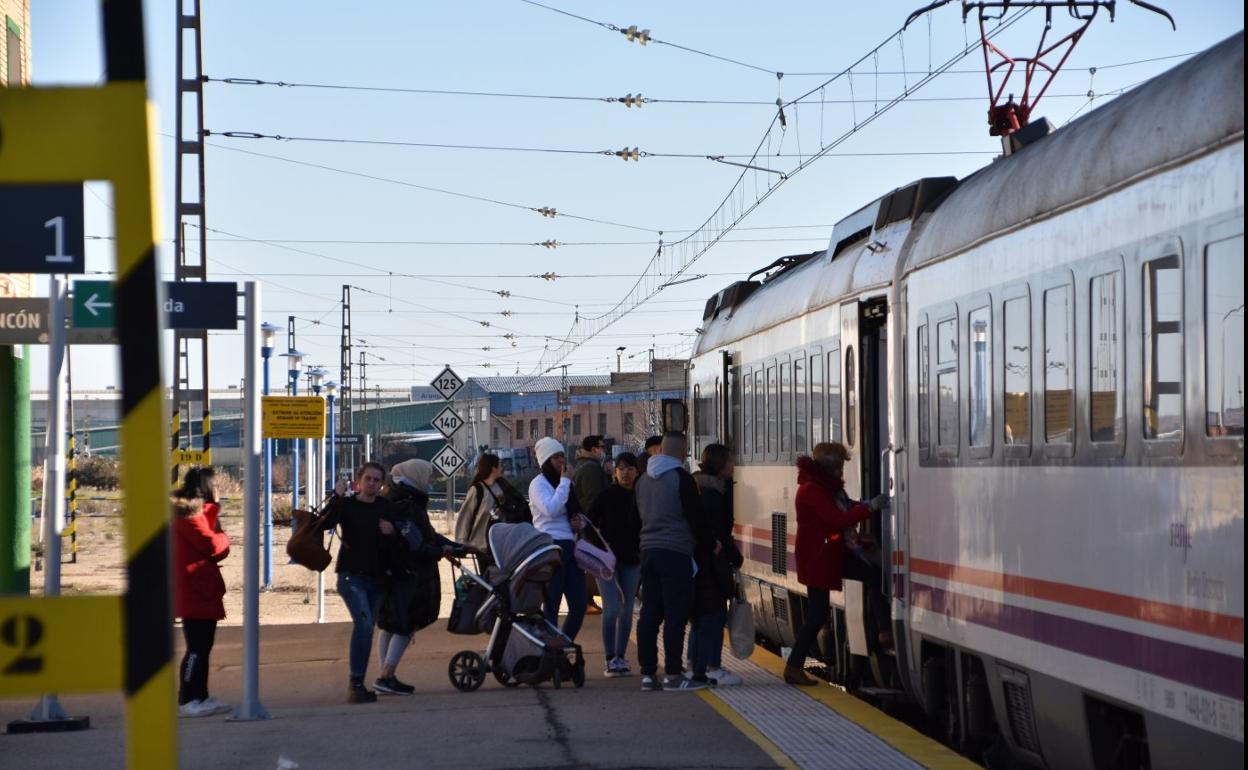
[528,436,589,641]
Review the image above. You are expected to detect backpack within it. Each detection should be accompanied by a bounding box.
[485,481,532,525]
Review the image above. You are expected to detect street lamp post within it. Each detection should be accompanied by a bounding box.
[616,346,626,373]
[324,380,338,491]
[307,367,325,511]
[260,322,279,587]
[284,349,305,516]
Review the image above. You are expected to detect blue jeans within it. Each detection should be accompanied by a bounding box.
[544,539,588,642]
[688,605,727,676]
[337,572,384,679]
[596,564,641,660]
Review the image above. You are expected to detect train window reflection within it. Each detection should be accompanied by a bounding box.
[767,365,778,456]
[845,348,857,447]
[1143,256,1183,440]
[917,325,930,451]
[1090,272,1122,442]
[754,370,764,456]
[810,354,824,446]
[828,348,842,442]
[780,362,792,455]
[936,319,958,448]
[794,357,808,453]
[968,306,992,448]
[1003,298,1030,444]
[1044,286,1073,444]
[742,370,753,458]
[1205,235,1244,437]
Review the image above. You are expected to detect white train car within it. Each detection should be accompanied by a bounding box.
[688,32,1243,770]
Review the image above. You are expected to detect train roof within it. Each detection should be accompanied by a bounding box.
[903,31,1245,271]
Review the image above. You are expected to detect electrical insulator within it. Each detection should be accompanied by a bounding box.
[616,147,640,161]
[619,93,643,108]
[503,333,515,340]
[497,290,511,298]
[623,25,650,45]
[537,206,557,218]
[500,310,513,317]
[479,320,491,327]
[482,346,492,352]
[540,272,559,281]
[541,240,559,249]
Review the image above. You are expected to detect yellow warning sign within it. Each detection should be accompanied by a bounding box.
[0,596,123,697]
[262,396,327,439]
[172,448,212,465]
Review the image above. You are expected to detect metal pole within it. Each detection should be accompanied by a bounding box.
[234,282,270,719]
[327,395,337,488]
[29,279,72,724]
[291,373,299,512]
[262,348,272,588]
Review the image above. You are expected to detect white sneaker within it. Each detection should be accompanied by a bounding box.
[178,700,218,718]
[199,696,233,715]
[604,658,623,678]
[707,668,743,686]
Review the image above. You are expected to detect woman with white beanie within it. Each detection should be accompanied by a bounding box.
[529,436,589,641]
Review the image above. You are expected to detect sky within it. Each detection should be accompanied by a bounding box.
[23,0,1245,392]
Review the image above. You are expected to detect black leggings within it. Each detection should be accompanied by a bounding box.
[788,588,830,670]
[179,619,217,704]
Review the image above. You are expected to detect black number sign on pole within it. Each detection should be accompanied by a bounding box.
[0,185,86,274]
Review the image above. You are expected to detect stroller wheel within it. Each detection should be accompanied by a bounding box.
[493,668,520,688]
[449,650,486,692]
[571,660,586,688]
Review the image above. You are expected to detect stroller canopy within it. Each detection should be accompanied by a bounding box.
[489,523,556,575]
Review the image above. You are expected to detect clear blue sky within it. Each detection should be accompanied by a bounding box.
[26,0,1244,390]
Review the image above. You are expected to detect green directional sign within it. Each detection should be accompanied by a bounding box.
[72,280,116,328]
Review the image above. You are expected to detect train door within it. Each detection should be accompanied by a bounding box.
[840,297,891,660]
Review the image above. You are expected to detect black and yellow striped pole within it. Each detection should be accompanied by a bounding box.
[65,431,78,565]
[0,2,176,766]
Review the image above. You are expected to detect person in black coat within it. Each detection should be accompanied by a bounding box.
[687,444,745,686]
[587,452,644,677]
[374,459,465,695]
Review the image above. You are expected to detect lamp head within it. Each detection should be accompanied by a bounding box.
[284,349,305,375]
[324,380,337,397]
[260,322,280,351]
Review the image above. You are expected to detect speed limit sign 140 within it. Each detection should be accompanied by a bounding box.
[431,444,465,478]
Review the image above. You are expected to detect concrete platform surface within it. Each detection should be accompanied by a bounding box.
[0,621,779,770]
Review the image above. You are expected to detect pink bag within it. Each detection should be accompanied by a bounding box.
[574,521,616,580]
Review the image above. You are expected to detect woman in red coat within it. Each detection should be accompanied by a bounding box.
[172,467,232,717]
[784,443,876,686]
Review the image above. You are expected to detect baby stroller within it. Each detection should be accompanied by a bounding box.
[447,522,586,691]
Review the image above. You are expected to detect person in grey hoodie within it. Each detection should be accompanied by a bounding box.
[634,432,712,691]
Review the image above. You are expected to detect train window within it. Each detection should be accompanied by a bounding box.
[754,369,765,457]
[1003,297,1030,445]
[828,348,842,442]
[917,324,930,452]
[1044,286,1074,444]
[845,348,857,447]
[1090,272,1123,443]
[767,365,778,457]
[1143,255,1183,440]
[810,354,824,446]
[1205,235,1244,437]
[780,361,792,455]
[968,306,992,448]
[936,319,958,448]
[794,357,808,453]
[743,370,754,459]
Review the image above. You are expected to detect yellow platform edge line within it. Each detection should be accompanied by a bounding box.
[744,644,980,770]
[699,689,801,770]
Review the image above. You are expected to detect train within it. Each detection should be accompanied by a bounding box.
[687,32,1243,770]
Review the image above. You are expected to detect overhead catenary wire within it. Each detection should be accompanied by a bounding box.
[208,131,997,160]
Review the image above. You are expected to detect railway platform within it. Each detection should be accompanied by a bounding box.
[1,620,974,769]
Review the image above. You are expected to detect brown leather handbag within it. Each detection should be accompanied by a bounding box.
[286,508,332,572]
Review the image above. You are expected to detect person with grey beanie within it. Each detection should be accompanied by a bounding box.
[528,436,590,641]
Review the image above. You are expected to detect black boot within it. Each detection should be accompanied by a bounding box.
[348,677,377,704]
